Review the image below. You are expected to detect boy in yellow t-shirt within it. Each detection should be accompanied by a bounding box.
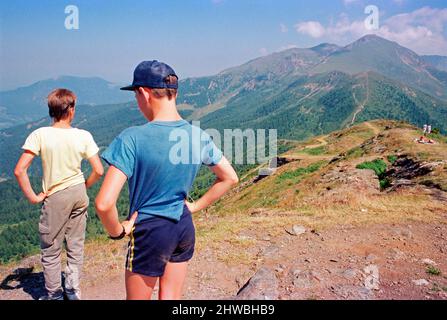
[14,88,104,300]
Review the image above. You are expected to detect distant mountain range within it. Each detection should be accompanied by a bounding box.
[178,35,447,109]
[0,76,131,128]
[1,34,446,177]
[178,35,447,138]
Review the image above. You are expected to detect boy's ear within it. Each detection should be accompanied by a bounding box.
[137,87,148,96]
[142,87,152,100]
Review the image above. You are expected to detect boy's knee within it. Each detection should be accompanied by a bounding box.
[41,245,63,263]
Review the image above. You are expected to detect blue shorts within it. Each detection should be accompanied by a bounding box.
[125,205,195,277]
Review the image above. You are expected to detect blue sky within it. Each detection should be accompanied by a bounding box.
[1,0,446,90]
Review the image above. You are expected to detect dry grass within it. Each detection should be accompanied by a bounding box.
[307,192,445,227]
[195,184,446,267]
[0,237,127,284]
[196,121,447,264]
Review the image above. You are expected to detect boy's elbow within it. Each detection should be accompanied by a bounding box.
[14,167,25,178]
[95,168,104,177]
[95,198,112,214]
[229,174,239,186]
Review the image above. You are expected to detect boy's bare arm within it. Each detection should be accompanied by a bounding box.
[185,156,239,213]
[85,154,104,189]
[14,151,46,204]
[95,165,137,237]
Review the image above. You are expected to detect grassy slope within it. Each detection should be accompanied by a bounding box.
[200,70,447,141]
[194,120,447,263]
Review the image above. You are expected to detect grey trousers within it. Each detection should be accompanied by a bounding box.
[39,183,89,297]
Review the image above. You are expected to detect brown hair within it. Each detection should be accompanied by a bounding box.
[47,88,77,121]
[150,75,178,100]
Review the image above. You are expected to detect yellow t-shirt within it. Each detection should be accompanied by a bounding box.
[22,127,99,196]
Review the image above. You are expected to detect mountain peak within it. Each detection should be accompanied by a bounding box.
[50,75,111,84]
[346,34,400,50]
[360,33,382,39]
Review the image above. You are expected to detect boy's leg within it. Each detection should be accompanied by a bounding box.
[39,192,73,299]
[125,270,158,300]
[64,184,89,298]
[159,262,188,300]
[124,206,193,300]
[158,205,195,300]
[40,233,65,298]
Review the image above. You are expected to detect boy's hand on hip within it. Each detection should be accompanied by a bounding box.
[31,192,47,204]
[122,211,138,236]
[184,200,197,214]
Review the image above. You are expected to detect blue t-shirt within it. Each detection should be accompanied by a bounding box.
[101,120,222,223]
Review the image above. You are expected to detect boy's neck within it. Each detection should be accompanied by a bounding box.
[149,100,183,122]
[52,119,72,128]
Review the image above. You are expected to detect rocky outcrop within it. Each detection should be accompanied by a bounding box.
[384,156,446,191]
[320,165,380,195]
[386,157,442,180]
[236,267,279,300]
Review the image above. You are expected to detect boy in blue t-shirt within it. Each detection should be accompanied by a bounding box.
[95,60,238,300]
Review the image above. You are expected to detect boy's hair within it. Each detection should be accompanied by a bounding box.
[150,75,178,100]
[47,89,77,121]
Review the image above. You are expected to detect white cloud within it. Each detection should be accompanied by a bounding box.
[376,7,447,55]
[280,23,288,33]
[295,21,326,38]
[294,6,447,55]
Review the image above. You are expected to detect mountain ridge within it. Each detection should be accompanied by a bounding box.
[2,35,446,131]
[0,76,131,129]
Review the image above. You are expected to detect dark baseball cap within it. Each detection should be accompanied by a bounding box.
[120,60,178,91]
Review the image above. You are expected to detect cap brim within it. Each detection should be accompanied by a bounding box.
[120,85,136,91]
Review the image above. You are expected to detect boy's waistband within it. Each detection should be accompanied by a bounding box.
[46,182,86,198]
[134,205,191,224]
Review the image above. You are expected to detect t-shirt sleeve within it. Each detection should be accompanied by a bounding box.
[83,131,100,159]
[201,133,223,167]
[101,136,135,178]
[22,130,41,156]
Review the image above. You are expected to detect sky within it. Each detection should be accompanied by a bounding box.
[0,0,446,90]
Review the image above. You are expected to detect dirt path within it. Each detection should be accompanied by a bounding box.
[364,121,380,135]
[303,137,328,149]
[350,74,370,126]
[1,220,446,300]
[281,136,333,162]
